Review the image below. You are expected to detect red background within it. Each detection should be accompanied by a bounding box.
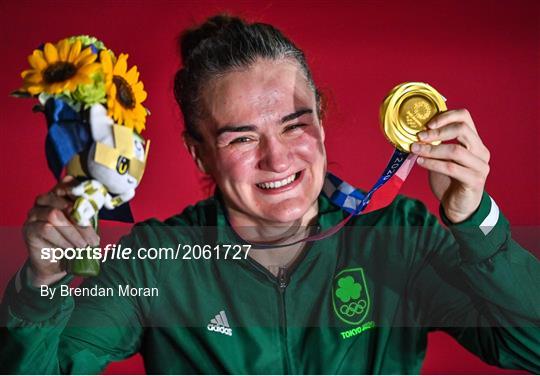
[1,0,538,374]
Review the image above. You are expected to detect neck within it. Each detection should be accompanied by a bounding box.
[225,201,319,245]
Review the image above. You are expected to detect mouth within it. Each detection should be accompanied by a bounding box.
[255,170,303,193]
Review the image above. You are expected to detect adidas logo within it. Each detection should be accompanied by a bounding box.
[207,310,232,336]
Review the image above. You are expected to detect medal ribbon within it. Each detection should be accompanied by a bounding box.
[249,149,417,248]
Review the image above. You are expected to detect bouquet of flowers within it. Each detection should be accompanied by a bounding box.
[13,35,150,276]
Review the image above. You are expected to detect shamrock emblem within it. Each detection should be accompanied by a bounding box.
[335,276,362,303]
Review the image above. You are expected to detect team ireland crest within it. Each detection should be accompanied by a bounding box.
[332,267,371,325]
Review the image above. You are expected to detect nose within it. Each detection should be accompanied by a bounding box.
[257,136,292,173]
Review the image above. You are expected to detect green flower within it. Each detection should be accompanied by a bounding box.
[68,35,107,51]
[36,91,81,111]
[72,72,106,109]
[335,276,361,303]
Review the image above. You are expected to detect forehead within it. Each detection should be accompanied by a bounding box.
[202,59,315,127]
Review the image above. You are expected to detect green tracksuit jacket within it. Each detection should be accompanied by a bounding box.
[1,191,539,374]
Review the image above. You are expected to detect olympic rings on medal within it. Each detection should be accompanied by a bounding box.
[339,299,367,317]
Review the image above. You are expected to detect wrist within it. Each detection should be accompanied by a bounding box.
[439,192,508,264]
[443,206,475,224]
[27,266,67,287]
[443,194,483,224]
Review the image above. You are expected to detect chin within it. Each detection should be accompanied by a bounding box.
[257,197,314,224]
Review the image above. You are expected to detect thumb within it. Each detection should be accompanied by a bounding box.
[61,175,75,183]
[54,175,78,198]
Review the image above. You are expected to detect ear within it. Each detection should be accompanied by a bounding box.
[183,134,208,174]
[89,104,114,141]
[316,98,325,143]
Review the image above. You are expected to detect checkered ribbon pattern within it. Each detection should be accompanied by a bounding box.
[323,149,416,216]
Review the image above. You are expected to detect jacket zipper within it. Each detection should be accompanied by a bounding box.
[277,266,291,374]
[242,230,319,374]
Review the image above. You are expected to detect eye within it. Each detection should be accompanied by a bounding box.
[229,136,253,145]
[116,156,130,175]
[284,123,307,133]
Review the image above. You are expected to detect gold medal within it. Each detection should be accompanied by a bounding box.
[380,82,447,152]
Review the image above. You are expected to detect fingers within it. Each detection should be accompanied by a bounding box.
[416,157,487,190]
[77,226,100,246]
[35,176,80,209]
[53,182,76,199]
[23,176,95,282]
[28,176,100,248]
[412,141,490,190]
[26,206,95,247]
[54,176,78,199]
[419,122,476,149]
[419,122,490,161]
[25,233,67,278]
[427,108,478,134]
[24,221,74,250]
[412,109,491,191]
[411,143,490,177]
[418,112,490,164]
[35,192,72,210]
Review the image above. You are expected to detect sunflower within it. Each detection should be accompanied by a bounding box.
[21,39,100,96]
[101,50,147,133]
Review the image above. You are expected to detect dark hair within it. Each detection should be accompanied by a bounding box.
[173,14,321,142]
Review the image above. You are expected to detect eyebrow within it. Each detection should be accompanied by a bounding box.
[216,108,313,137]
[281,108,313,123]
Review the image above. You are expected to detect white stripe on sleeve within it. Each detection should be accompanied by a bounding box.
[479,195,499,235]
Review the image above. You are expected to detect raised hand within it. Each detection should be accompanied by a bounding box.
[411,109,491,223]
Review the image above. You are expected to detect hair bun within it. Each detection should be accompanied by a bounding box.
[179,14,244,64]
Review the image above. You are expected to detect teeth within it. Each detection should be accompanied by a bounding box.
[257,173,297,189]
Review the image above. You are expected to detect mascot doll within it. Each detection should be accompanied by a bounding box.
[13,35,150,276]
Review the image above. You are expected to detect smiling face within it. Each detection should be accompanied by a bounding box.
[188,58,327,226]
